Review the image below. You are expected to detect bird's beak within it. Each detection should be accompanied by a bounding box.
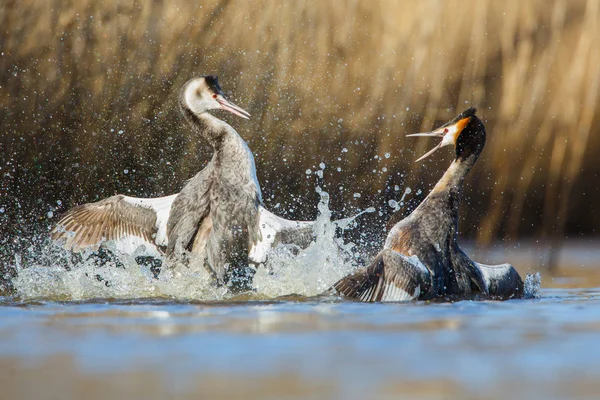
[216,95,251,119]
[407,117,471,162]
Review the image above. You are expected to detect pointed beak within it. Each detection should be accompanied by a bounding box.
[216,95,251,119]
[407,117,471,162]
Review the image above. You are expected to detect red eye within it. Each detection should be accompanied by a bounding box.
[212,94,217,99]
[444,128,449,133]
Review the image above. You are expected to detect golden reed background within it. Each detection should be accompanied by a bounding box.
[1,0,599,255]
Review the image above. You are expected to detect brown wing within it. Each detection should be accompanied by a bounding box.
[332,249,432,302]
[51,195,158,252]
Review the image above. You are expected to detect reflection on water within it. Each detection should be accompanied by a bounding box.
[1,289,600,400]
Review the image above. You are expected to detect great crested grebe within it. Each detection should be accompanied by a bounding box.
[332,108,523,302]
[52,76,314,286]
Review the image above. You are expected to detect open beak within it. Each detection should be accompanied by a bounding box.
[216,95,251,119]
[407,117,471,162]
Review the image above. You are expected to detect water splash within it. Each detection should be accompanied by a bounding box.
[524,272,542,299]
[11,188,369,301]
[11,241,227,301]
[388,187,412,212]
[253,187,372,298]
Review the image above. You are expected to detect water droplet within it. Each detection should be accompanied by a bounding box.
[384,152,391,158]
[353,193,361,198]
[305,169,312,175]
[47,211,54,218]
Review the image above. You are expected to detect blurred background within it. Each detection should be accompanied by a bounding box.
[1,0,599,277]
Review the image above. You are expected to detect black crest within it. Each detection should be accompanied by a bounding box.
[457,107,477,119]
[455,110,485,162]
[203,75,221,94]
[442,107,478,128]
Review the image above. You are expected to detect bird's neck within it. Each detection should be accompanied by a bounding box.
[182,107,261,201]
[429,156,475,199]
[408,156,477,241]
[182,107,241,148]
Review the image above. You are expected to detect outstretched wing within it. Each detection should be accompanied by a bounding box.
[473,261,524,299]
[332,248,431,302]
[51,194,176,256]
[248,206,315,264]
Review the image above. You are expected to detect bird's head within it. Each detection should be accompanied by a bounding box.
[407,107,485,163]
[181,75,250,119]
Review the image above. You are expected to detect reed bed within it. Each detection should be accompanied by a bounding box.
[1,0,599,269]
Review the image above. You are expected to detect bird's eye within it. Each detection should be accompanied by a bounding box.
[212,94,217,99]
[444,128,449,133]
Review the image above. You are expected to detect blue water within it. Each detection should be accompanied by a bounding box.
[1,289,600,399]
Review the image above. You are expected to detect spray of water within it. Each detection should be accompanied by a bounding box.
[11,241,227,301]
[11,186,372,301]
[524,272,542,299]
[253,187,371,297]
[8,157,538,303]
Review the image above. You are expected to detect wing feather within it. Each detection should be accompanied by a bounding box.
[166,164,214,258]
[332,249,431,302]
[473,261,524,299]
[452,247,523,299]
[51,194,174,256]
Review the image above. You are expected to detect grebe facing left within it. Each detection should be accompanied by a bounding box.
[332,108,523,302]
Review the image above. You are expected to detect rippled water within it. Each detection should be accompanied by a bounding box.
[1,288,600,400]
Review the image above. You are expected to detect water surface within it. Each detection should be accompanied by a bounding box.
[1,287,599,400]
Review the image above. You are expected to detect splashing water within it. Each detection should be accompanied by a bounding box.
[253,187,373,298]
[11,188,371,301]
[12,241,227,301]
[388,186,413,212]
[9,185,538,302]
[524,272,542,299]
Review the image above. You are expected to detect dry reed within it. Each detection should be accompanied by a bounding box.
[1,0,599,271]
